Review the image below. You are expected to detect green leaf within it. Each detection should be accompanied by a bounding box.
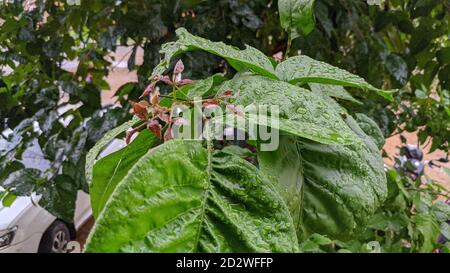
[258,135,303,232]
[299,234,333,253]
[37,175,79,222]
[354,113,385,150]
[309,83,362,104]
[152,28,277,79]
[432,201,450,222]
[217,74,359,145]
[278,0,316,40]
[1,192,17,207]
[441,222,450,240]
[220,145,254,159]
[385,53,408,84]
[1,168,42,196]
[85,116,140,187]
[85,140,298,253]
[437,47,450,65]
[276,56,394,101]
[258,115,387,240]
[90,130,158,218]
[218,75,387,239]
[367,212,410,232]
[177,74,226,99]
[413,213,441,253]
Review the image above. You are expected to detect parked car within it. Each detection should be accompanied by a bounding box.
[0,134,125,253]
[0,191,91,253]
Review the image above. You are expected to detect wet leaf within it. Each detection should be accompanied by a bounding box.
[217,74,359,145]
[279,0,316,40]
[276,56,394,101]
[90,130,157,218]
[85,140,298,253]
[152,28,277,79]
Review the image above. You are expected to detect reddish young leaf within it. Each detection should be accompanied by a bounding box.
[157,112,170,123]
[174,59,185,75]
[147,119,162,139]
[129,100,150,121]
[150,87,160,106]
[202,98,219,107]
[176,79,194,87]
[164,126,174,141]
[226,104,245,117]
[154,75,173,86]
[125,128,138,144]
[221,89,233,98]
[140,82,156,98]
[173,117,188,126]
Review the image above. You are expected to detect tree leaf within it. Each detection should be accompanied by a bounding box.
[85,116,140,187]
[278,0,316,40]
[90,130,158,218]
[217,74,359,145]
[1,192,17,207]
[152,28,277,79]
[276,55,394,101]
[385,53,408,85]
[37,175,79,222]
[441,222,450,240]
[354,113,385,150]
[413,213,441,253]
[258,134,304,232]
[85,140,298,253]
[1,168,42,196]
[309,83,362,104]
[177,74,226,99]
[298,233,333,253]
[258,115,387,240]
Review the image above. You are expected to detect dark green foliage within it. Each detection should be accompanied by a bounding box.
[1,0,448,245]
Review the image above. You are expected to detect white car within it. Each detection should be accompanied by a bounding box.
[0,137,125,253]
[0,191,92,253]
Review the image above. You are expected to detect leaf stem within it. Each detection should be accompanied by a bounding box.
[284,37,292,60]
[160,94,190,101]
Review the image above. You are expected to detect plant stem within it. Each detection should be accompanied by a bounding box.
[284,38,292,60]
[160,94,189,101]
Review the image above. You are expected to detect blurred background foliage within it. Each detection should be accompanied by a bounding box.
[0,0,449,224]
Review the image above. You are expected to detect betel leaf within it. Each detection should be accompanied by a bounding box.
[152,28,277,79]
[90,130,158,218]
[276,55,394,101]
[85,116,140,187]
[85,140,298,253]
[217,74,359,145]
[258,115,387,240]
[278,0,316,39]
